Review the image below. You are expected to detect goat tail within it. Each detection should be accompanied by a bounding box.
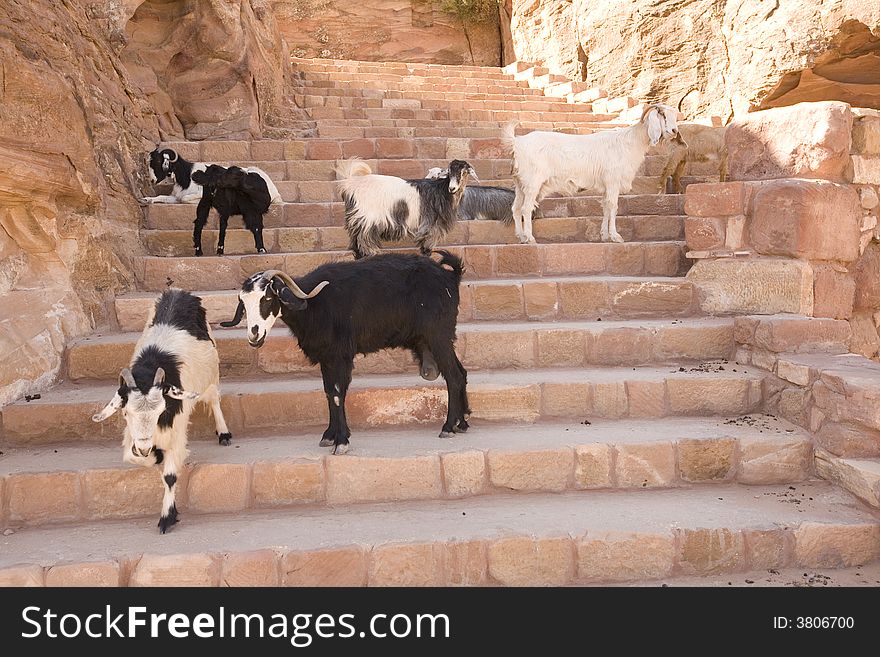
[500,121,518,156]
[335,157,372,180]
[433,249,464,284]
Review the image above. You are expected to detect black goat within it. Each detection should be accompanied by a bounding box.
[190,164,272,257]
[336,158,477,259]
[220,251,470,454]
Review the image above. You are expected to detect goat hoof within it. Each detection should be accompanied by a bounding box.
[257,248,267,254]
[454,419,469,433]
[194,249,203,257]
[157,506,179,534]
[319,437,335,447]
[216,247,224,255]
[609,231,624,243]
[439,430,455,439]
[332,442,350,455]
[217,432,232,446]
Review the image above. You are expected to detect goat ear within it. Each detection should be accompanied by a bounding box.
[164,385,199,401]
[277,285,308,310]
[646,109,663,146]
[467,165,479,182]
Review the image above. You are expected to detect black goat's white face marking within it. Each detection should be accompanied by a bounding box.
[240,274,282,348]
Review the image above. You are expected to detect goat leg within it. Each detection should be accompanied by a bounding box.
[157,440,186,534]
[216,213,229,255]
[319,360,353,454]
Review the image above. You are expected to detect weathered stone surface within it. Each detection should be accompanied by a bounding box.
[45,562,120,587]
[744,529,791,570]
[326,455,442,503]
[687,258,814,315]
[615,442,676,488]
[738,436,812,484]
[574,444,614,489]
[749,180,861,262]
[251,460,325,507]
[577,531,675,582]
[369,543,445,587]
[794,523,880,567]
[853,243,880,310]
[487,536,575,586]
[441,451,488,498]
[678,438,736,482]
[727,102,854,182]
[277,1,501,66]
[0,564,44,587]
[678,528,746,575]
[130,553,220,587]
[815,449,880,508]
[487,448,573,492]
[525,4,880,120]
[813,265,856,320]
[222,550,280,587]
[124,0,307,140]
[282,547,367,587]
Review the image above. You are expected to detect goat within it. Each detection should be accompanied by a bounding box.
[189,164,272,256]
[657,123,728,194]
[219,251,469,454]
[425,167,517,224]
[336,158,477,258]
[140,147,281,206]
[502,104,679,244]
[91,289,231,533]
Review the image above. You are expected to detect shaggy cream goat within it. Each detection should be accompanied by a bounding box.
[502,104,680,243]
[657,123,728,193]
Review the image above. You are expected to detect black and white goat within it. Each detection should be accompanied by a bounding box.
[502,105,679,244]
[140,147,281,206]
[337,158,477,259]
[189,164,272,256]
[91,289,231,533]
[220,252,469,454]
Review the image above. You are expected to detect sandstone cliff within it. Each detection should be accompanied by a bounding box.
[509,0,880,120]
[273,0,501,66]
[0,0,157,406]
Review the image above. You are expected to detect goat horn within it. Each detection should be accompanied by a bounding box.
[262,270,330,300]
[678,87,698,112]
[164,148,179,163]
[120,367,136,389]
[220,299,245,328]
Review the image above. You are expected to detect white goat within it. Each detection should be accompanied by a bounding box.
[503,104,680,243]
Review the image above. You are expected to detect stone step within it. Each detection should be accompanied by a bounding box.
[142,191,685,227]
[297,92,573,110]
[2,481,876,586]
[313,118,615,132]
[67,317,733,381]
[294,69,518,84]
[0,363,766,444]
[115,274,699,331]
[295,82,548,97]
[148,144,718,180]
[816,449,880,509]
[135,242,689,290]
[0,416,810,529]
[304,106,618,123]
[315,124,597,138]
[141,214,686,256]
[292,58,511,76]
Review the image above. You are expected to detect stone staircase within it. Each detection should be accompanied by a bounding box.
[0,58,878,587]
